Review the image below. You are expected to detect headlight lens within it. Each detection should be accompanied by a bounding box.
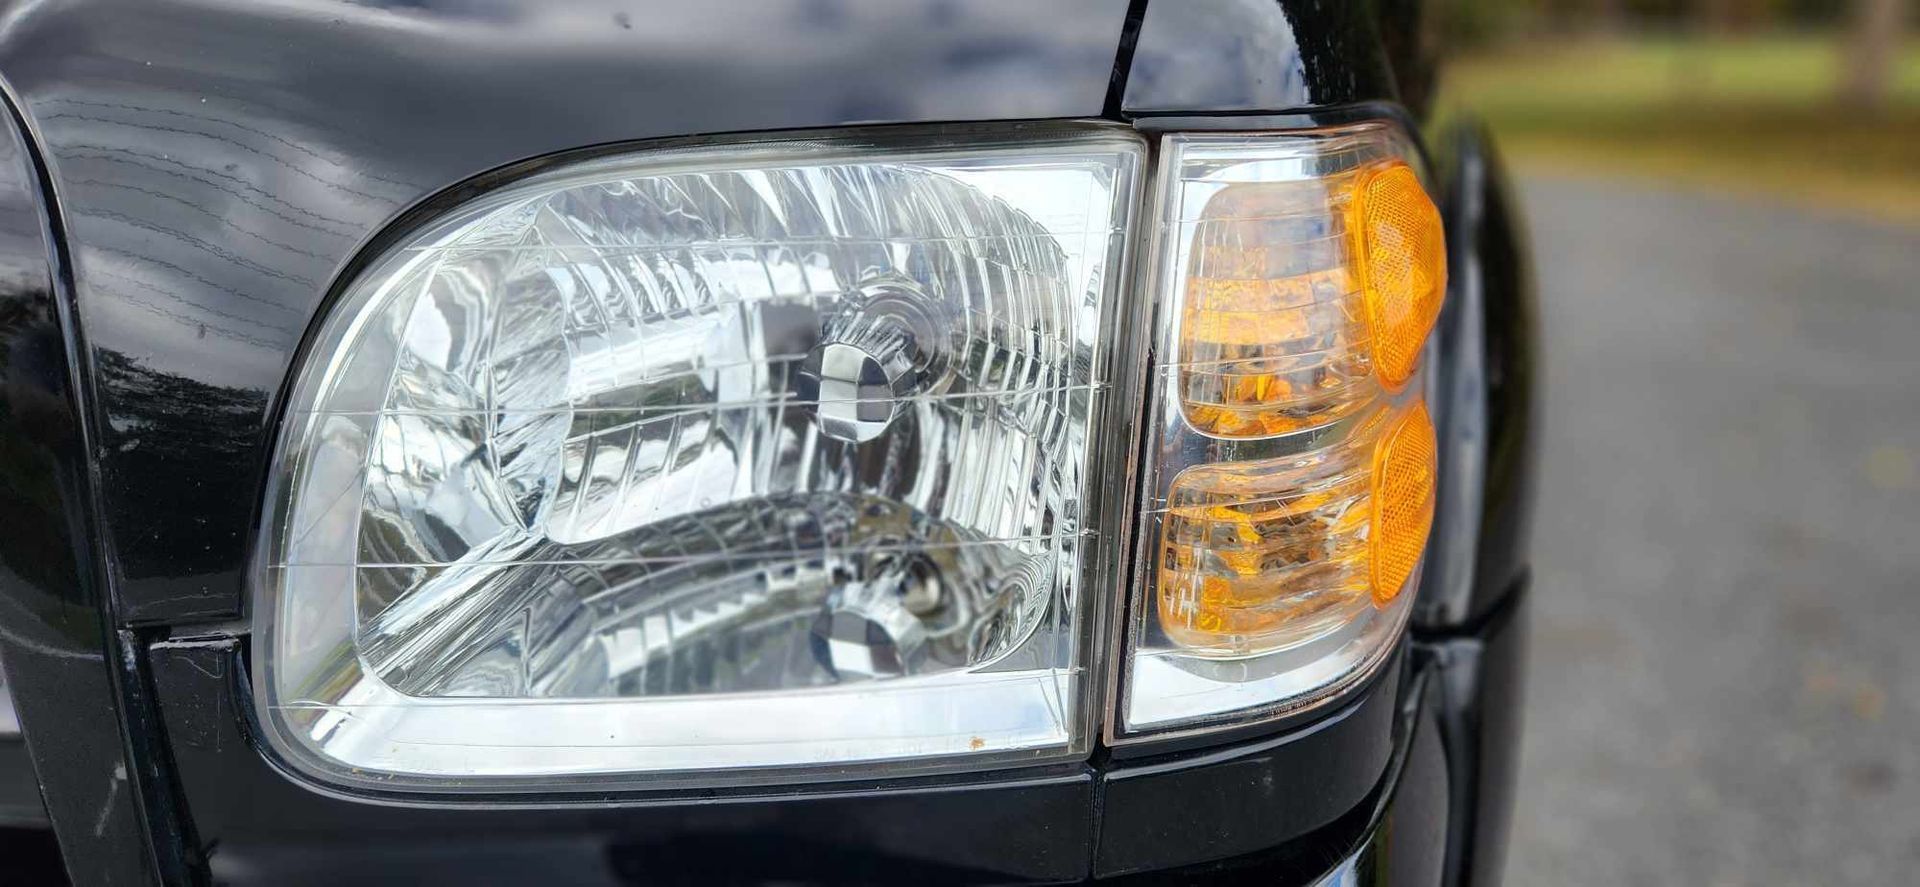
[255,121,1443,789]
[256,130,1144,785]
[1117,126,1442,737]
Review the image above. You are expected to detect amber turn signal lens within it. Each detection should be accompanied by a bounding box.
[1177,180,1372,438]
[1176,160,1444,439]
[1156,453,1372,652]
[1154,401,1436,654]
[1369,401,1437,605]
[1126,126,1441,735]
[1352,161,1446,390]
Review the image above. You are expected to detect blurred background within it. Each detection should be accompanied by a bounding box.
[1435,1,1920,883]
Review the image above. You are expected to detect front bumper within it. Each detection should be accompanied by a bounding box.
[131,581,1521,885]
[1094,665,1449,886]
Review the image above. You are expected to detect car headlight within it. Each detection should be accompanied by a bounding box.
[253,122,1441,789]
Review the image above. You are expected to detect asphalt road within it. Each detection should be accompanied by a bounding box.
[1505,176,1920,886]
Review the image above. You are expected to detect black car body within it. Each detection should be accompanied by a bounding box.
[0,1,1534,883]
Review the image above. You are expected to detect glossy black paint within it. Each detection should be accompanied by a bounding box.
[148,636,1416,883]
[0,739,46,827]
[1123,0,1397,115]
[1432,121,1539,623]
[1095,662,1401,876]
[1101,667,1449,885]
[1414,117,1533,887]
[1422,582,1527,887]
[1374,0,1446,121]
[0,0,1533,883]
[0,85,160,883]
[1419,119,1495,627]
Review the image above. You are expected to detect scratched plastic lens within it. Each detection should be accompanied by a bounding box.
[256,133,1143,783]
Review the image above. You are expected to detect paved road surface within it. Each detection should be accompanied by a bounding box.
[1506,176,1920,885]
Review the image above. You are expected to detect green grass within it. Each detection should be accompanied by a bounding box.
[1442,35,1920,222]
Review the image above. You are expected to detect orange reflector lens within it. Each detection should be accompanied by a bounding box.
[1369,401,1437,604]
[1353,162,1447,389]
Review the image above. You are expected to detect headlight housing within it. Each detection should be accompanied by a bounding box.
[253,122,1441,790]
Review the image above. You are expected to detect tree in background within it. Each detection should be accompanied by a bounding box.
[1843,0,1907,109]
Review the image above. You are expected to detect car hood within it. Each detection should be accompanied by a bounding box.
[0,0,1136,622]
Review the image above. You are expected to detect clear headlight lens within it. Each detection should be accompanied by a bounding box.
[1117,126,1442,737]
[256,130,1144,785]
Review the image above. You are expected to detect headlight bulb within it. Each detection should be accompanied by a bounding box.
[796,280,950,444]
